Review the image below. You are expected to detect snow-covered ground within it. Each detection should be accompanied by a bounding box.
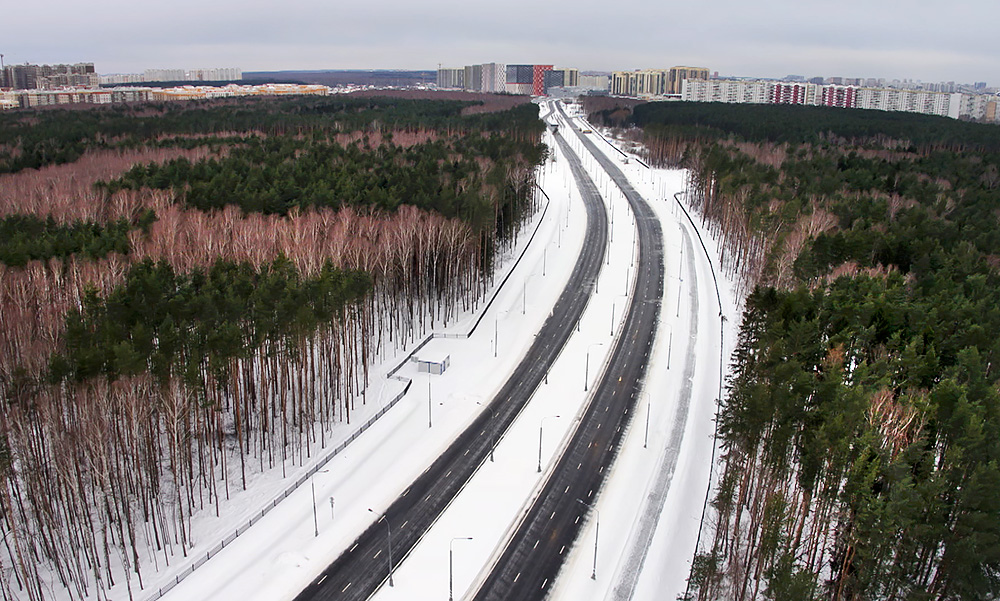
[115,99,742,601]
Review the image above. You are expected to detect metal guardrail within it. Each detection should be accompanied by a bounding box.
[144,380,413,600]
[141,180,555,601]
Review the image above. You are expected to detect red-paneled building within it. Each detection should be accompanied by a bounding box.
[532,65,553,96]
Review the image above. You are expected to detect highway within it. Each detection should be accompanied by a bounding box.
[293,103,610,601]
[469,100,665,601]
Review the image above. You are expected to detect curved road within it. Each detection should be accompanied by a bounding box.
[470,100,665,601]
[294,107,609,601]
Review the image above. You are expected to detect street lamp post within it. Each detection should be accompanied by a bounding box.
[537,415,561,473]
[611,294,629,337]
[449,537,473,601]
[641,392,651,449]
[367,509,394,587]
[311,479,318,537]
[665,323,673,370]
[577,499,599,579]
[585,342,604,391]
[676,237,684,319]
[311,469,328,537]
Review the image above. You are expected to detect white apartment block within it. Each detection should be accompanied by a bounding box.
[682,78,1000,123]
[143,67,242,82]
[480,63,506,94]
[682,79,772,104]
[99,73,146,85]
[436,68,464,89]
[579,75,609,90]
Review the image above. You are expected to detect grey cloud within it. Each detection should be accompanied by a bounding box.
[3,0,997,84]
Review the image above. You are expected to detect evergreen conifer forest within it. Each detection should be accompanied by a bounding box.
[0,94,544,599]
[586,99,1000,600]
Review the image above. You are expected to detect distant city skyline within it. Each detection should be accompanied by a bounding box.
[3,0,997,87]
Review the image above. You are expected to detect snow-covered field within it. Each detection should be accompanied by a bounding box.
[97,99,742,601]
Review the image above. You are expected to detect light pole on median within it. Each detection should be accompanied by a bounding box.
[585,342,604,392]
[449,537,473,601]
[641,392,651,449]
[368,509,394,587]
[577,499,599,580]
[537,415,561,473]
[665,322,673,370]
[611,294,628,337]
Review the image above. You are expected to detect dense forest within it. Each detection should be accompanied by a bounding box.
[0,93,544,600]
[585,98,1000,600]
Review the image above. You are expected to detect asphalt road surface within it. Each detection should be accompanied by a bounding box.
[294,105,609,601]
[469,101,665,601]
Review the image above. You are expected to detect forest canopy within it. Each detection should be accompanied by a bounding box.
[602,100,1000,600]
[0,92,545,600]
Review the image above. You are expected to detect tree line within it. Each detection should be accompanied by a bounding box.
[596,100,1000,600]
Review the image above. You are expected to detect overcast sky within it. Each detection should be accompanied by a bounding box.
[3,0,997,85]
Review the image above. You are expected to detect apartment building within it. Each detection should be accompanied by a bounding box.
[668,66,709,94]
[17,88,112,107]
[1,63,98,90]
[6,83,326,108]
[579,75,609,90]
[612,66,709,98]
[436,68,464,89]
[612,69,667,97]
[682,78,999,122]
[438,63,566,95]
[682,78,772,104]
[481,63,507,93]
[143,67,242,82]
[552,68,579,88]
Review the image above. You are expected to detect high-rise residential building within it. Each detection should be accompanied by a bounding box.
[579,75,609,90]
[436,68,464,89]
[772,82,817,105]
[668,66,709,94]
[144,68,186,82]
[612,70,667,96]
[144,67,242,82]
[543,70,564,89]
[820,86,857,108]
[2,63,98,90]
[435,63,574,96]
[557,68,579,87]
[481,63,506,93]
[682,78,772,104]
[538,68,578,92]
[99,73,146,85]
[463,64,483,92]
[532,65,553,95]
[612,66,709,97]
[505,64,534,94]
